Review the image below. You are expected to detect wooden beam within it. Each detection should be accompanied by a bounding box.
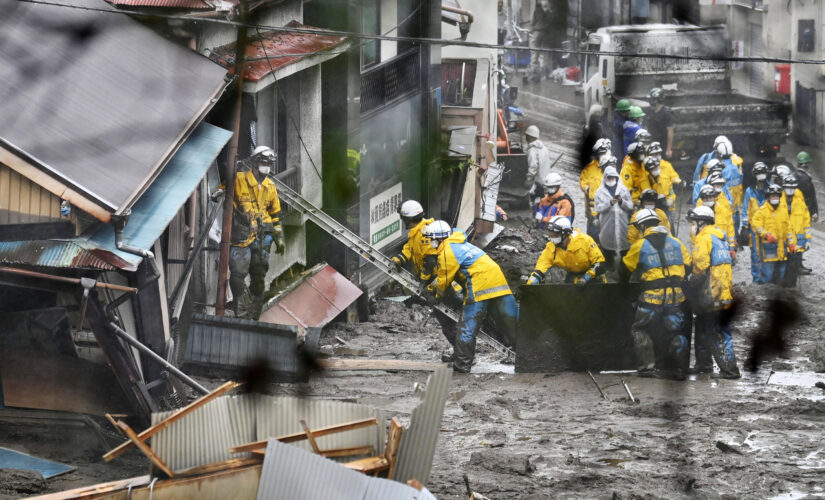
[229,417,378,453]
[316,358,444,372]
[300,419,322,453]
[320,445,375,459]
[175,456,263,477]
[104,380,241,462]
[115,420,174,478]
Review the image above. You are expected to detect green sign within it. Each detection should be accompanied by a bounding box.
[372,220,401,245]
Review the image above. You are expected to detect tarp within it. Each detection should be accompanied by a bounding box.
[0,447,74,479]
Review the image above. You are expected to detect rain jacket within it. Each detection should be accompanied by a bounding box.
[647,159,681,211]
[783,189,812,251]
[433,230,512,304]
[393,217,436,280]
[742,185,767,230]
[594,166,634,251]
[622,120,642,155]
[628,207,671,246]
[752,202,796,263]
[796,168,818,218]
[535,189,574,226]
[622,226,692,305]
[691,225,733,311]
[696,193,736,248]
[532,229,605,283]
[525,140,552,189]
[220,170,281,248]
[694,151,744,180]
[580,159,602,218]
[694,153,744,209]
[620,155,651,204]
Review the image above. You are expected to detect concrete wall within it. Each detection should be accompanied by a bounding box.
[197,0,303,53]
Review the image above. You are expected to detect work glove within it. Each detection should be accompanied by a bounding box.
[729,249,736,264]
[576,274,591,286]
[210,188,224,202]
[787,243,797,254]
[391,256,403,271]
[272,226,285,254]
[764,233,777,244]
[526,271,542,286]
[737,226,750,247]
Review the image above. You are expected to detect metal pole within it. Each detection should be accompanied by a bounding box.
[216,5,248,316]
[0,266,137,293]
[108,322,210,396]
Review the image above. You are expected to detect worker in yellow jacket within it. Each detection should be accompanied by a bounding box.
[526,216,606,285]
[620,208,692,379]
[645,142,683,215]
[687,206,740,378]
[581,138,610,240]
[424,221,518,373]
[620,142,650,205]
[695,174,736,252]
[628,189,671,246]
[752,184,797,284]
[781,175,812,286]
[213,146,284,319]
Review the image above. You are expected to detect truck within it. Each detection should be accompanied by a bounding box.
[582,24,790,173]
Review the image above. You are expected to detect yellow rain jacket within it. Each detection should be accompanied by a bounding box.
[696,195,735,249]
[393,218,436,280]
[752,202,796,263]
[783,189,812,252]
[620,156,651,205]
[622,226,692,305]
[628,207,671,246]
[532,230,606,283]
[657,159,681,210]
[580,159,602,218]
[691,225,733,310]
[434,230,512,304]
[220,170,281,248]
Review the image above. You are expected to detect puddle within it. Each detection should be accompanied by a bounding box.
[767,371,825,388]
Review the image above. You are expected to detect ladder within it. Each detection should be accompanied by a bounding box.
[272,178,514,357]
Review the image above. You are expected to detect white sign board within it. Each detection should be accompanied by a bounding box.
[369,182,403,249]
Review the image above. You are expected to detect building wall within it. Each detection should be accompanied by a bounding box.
[442,0,497,60]
[0,162,62,224]
[379,0,398,62]
[197,0,303,52]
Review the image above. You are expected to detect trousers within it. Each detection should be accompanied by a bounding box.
[454,294,519,372]
[694,310,740,377]
[229,240,270,319]
[631,303,688,374]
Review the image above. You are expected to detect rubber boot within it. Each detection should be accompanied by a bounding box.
[669,334,690,380]
[631,328,656,376]
[452,335,476,373]
[711,330,741,379]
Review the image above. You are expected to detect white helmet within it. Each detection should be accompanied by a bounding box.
[252,146,277,165]
[713,135,729,148]
[398,200,424,219]
[543,172,562,188]
[715,140,732,158]
[546,215,572,236]
[592,138,612,156]
[423,220,452,241]
[688,205,715,225]
[633,208,660,227]
[525,125,540,139]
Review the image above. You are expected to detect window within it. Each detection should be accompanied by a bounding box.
[361,0,380,69]
[442,60,477,106]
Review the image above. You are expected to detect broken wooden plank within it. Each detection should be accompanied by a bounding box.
[27,475,152,499]
[316,358,444,372]
[115,420,174,478]
[300,419,322,453]
[230,417,378,453]
[175,456,263,477]
[104,380,241,462]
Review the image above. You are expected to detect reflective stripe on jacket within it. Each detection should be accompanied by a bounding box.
[783,190,812,251]
[434,230,512,304]
[396,218,436,280]
[692,225,733,309]
[696,192,735,248]
[752,202,796,263]
[622,226,692,305]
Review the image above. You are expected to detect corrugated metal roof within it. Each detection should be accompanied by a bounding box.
[258,264,362,330]
[0,240,118,271]
[393,366,452,485]
[208,21,348,82]
[0,0,228,215]
[103,0,214,9]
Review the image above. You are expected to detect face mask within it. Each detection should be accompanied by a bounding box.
[546,187,558,196]
[650,168,661,177]
[643,204,656,211]
[606,178,618,187]
[769,197,780,206]
[549,236,562,245]
[652,154,662,162]
[689,222,698,236]
[430,239,440,249]
[713,185,723,193]
[258,166,271,176]
[785,188,795,196]
[756,174,767,182]
[703,199,715,208]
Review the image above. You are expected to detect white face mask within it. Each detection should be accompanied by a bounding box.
[549,235,562,245]
[703,199,715,208]
[785,188,795,196]
[713,185,723,193]
[652,154,662,162]
[430,239,440,249]
[650,168,661,177]
[606,178,618,187]
[756,174,767,182]
[643,204,656,211]
[258,166,271,176]
[769,197,780,206]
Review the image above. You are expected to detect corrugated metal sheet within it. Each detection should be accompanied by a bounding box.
[255,396,385,457]
[0,164,61,224]
[183,313,309,382]
[103,0,214,9]
[393,366,452,485]
[0,0,228,215]
[0,239,118,270]
[258,264,362,329]
[208,21,348,82]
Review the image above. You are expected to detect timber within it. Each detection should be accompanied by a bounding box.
[229,417,378,453]
[316,358,444,371]
[115,420,174,478]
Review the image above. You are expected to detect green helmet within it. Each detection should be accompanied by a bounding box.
[628,106,645,118]
[797,151,811,164]
[616,99,631,112]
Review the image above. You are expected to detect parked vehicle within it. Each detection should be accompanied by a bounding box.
[494,69,525,154]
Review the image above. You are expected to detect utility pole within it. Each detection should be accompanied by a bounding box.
[216,4,248,316]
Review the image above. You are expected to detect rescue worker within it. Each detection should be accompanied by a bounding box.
[628,189,671,246]
[646,142,683,215]
[622,106,645,156]
[770,163,792,187]
[534,172,574,228]
[687,206,740,378]
[694,136,743,181]
[424,221,518,373]
[524,125,552,195]
[635,129,652,148]
[620,208,693,379]
[781,175,812,285]
[647,88,674,159]
[391,200,459,352]
[714,140,744,233]
[213,146,285,319]
[795,152,819,223]
[620,142,650,205]
[751,184,796,285]
[594,165,634,270]
[691,159,725,204]
[526,215,607,285]
[741,162,769,283]
[581,138,611,240]
[696,175,736,251]
[613,100,631,158]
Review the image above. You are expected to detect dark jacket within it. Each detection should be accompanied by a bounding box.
[796,168,818,217]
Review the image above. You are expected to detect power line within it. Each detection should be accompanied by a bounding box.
[17,0,825,65]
